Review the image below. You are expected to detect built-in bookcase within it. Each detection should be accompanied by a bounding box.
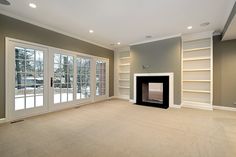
[114,48,131,100]
[182,32,213,110]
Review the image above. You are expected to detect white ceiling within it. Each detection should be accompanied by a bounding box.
[0,0,235,49]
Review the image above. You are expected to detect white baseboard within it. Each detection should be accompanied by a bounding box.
[182,103,213,111]
[0,118,6,124]
[129,99,135,103]
[170,104,181,109]
[108,96,117,100]
[213,105,236,112]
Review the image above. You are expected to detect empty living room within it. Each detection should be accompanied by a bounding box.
[1,0,236,157]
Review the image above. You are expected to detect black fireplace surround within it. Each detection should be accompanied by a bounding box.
[136,76,169,109]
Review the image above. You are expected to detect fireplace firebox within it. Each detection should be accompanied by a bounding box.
[136,76,169,109]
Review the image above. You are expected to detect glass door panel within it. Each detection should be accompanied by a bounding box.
[76,57,91,100]
[14,47,45,111]
[96,60,106,96]
[53,53,74,104]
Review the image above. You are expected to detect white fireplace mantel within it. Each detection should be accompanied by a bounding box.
[133,73,174,107]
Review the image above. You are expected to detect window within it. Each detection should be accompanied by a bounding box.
[15,47,44,110]
[96,60,106,96]
[76,57,91,99]
[54,53,74,104]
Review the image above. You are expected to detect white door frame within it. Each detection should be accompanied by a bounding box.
[5,37,110,121]
[5,38,50,121]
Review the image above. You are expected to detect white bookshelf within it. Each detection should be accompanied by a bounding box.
[114,48,131,100]
[181,32,213,110]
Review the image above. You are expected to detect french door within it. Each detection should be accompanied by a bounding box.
[6,38,109,121]
[6,39,49,120]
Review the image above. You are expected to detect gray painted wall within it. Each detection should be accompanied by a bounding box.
[130,37,182,105]
[213,35,236,108]
[0,14,114,118]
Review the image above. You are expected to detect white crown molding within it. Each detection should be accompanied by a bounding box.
[129,34,181,46]
[0,9,113,50]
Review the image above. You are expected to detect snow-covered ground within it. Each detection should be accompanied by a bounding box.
[15,93,90,110]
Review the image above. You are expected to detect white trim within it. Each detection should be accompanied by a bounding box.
[213,105,236,112]
[129,99,135,103]
[0,118,6,124]
[182,103,213,111]
[0,10,113,50]
[133,73,174,107]
[170,104,181,109]
[129,34,181,46]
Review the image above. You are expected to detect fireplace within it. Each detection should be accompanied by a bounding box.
[133,73,174,109]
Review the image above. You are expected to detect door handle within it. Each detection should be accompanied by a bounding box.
[51,77,53,87]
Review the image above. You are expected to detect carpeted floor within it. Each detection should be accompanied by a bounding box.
[0,99,236,157]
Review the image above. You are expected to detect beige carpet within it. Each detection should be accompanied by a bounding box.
[0,99,236,157]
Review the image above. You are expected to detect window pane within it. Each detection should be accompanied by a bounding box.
[15,60,25,72]
[26,96,34,109]
[54,54,60,64]
[26,86,34,97]
[76,83,81,99]
[15,85,25,98]
[26,49,34,60]
[36,51,43,62]
[15,73,25,85]
[68,84,73,101]
[25,60,35,72]
[35,86,43,95]
[15,98,25,110]
[61,87,68,102]
[36,73,44,85]
[15,47,25,59]
[61,55,68,64]
[54,85,61,104]
[36,95,43,107]
[54,64,61,73]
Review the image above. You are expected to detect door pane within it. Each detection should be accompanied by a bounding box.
[96,60,106,96]
[76,57,91,100]
[36,95,43,107]
[15,98,25,110]
[26,96,34,109]
[54,53,74,104]
[14,47,44,110]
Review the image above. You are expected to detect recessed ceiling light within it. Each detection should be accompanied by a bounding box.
[200,22,210,27]
[29,3,37,8]
[187,26,193,30]
[117,42,121,45]
[0,0,11,5]
[89,30,94,33]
